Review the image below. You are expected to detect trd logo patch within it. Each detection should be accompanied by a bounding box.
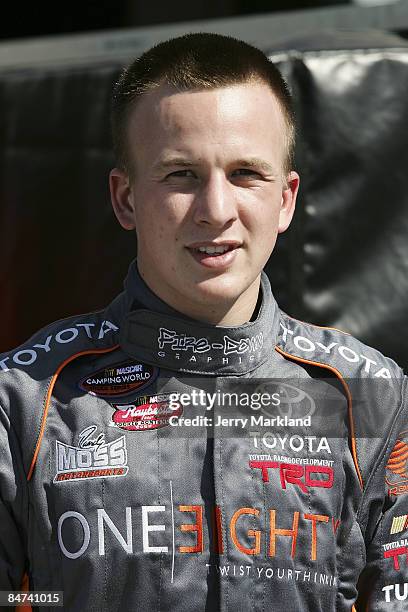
[79,360,158,397]
[54,425,128,482]
[383,539,408,571]
[111,393,183,431]
[249,460,334,492]
[386,431,408,496]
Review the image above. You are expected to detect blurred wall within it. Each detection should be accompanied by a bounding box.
[1,20,408,369]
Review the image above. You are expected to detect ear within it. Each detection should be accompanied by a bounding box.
[278,171,300,233]
[109,168,136,230]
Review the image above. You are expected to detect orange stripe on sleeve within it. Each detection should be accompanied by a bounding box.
[274,345,364,490]
[27,345,119,481]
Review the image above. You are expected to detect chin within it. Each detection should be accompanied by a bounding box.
[192,274,249,303]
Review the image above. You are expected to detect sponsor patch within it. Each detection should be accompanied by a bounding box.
[111,393,183,431]
[383,545,408,571]
[158,328,263,355]
[386,431,408,496]
[79,360,158,397]
[54,425,128,482]
[249,460,334,492]
[391,515,408,536]
[382,583,408,603]
[57,501,340,565]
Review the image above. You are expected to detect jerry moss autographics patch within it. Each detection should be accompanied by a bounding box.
[79,360,158,397]
[54,425,128,483]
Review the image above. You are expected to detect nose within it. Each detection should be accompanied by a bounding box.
[192,173,238,228]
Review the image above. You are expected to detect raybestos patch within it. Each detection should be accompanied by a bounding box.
[79,360,158,397]
[111,393,182,431]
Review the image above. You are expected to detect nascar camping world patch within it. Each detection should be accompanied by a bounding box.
[79,360,158,397]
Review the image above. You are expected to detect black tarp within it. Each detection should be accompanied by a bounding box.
[1,30,407,368]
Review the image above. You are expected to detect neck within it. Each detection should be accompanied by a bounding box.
[137,268,262,326]
[122,267,278,376]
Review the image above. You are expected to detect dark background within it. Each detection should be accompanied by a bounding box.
[1,1,349,40]
[1,1,408,371]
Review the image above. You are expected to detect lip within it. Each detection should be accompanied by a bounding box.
[185,241,242,269]
[186,240,242,249]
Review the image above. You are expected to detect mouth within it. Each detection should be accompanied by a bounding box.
[185,242,241,269]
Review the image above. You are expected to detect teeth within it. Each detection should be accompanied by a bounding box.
[197,245,230,254]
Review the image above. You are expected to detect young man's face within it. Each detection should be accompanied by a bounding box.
[110,81,299,323]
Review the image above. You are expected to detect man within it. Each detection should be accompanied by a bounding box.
[0,32,407,611]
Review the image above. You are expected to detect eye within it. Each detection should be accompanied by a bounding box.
[232,168,261,178]
[166,169,196,178]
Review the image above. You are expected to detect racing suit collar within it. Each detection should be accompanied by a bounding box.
[120,261,280,376]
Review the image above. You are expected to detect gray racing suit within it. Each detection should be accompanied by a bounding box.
[0,261,407,611]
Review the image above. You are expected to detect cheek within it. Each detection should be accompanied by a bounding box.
[155,196,194,240]
[134,197,186,247]
[241,203,280,235]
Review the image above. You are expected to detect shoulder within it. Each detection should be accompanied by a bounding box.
[0,309,120,379]
[276,310,407,490]
[277,310,403,381]
[0,309,121,473]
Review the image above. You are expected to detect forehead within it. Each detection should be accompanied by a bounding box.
[127,82,287,168]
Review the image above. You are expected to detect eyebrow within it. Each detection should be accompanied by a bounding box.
[233,158,277,175]
[153,156,277,175]
[153,157,196,172]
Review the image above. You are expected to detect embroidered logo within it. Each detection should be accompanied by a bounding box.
[79,360,158,397]
[391,515,408,536]
[111,393,183,431]
[386,432,408,496]
[157,328,263,355]
[383,539,408,571]
[249,460,334,492]
[54,425,128,482]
